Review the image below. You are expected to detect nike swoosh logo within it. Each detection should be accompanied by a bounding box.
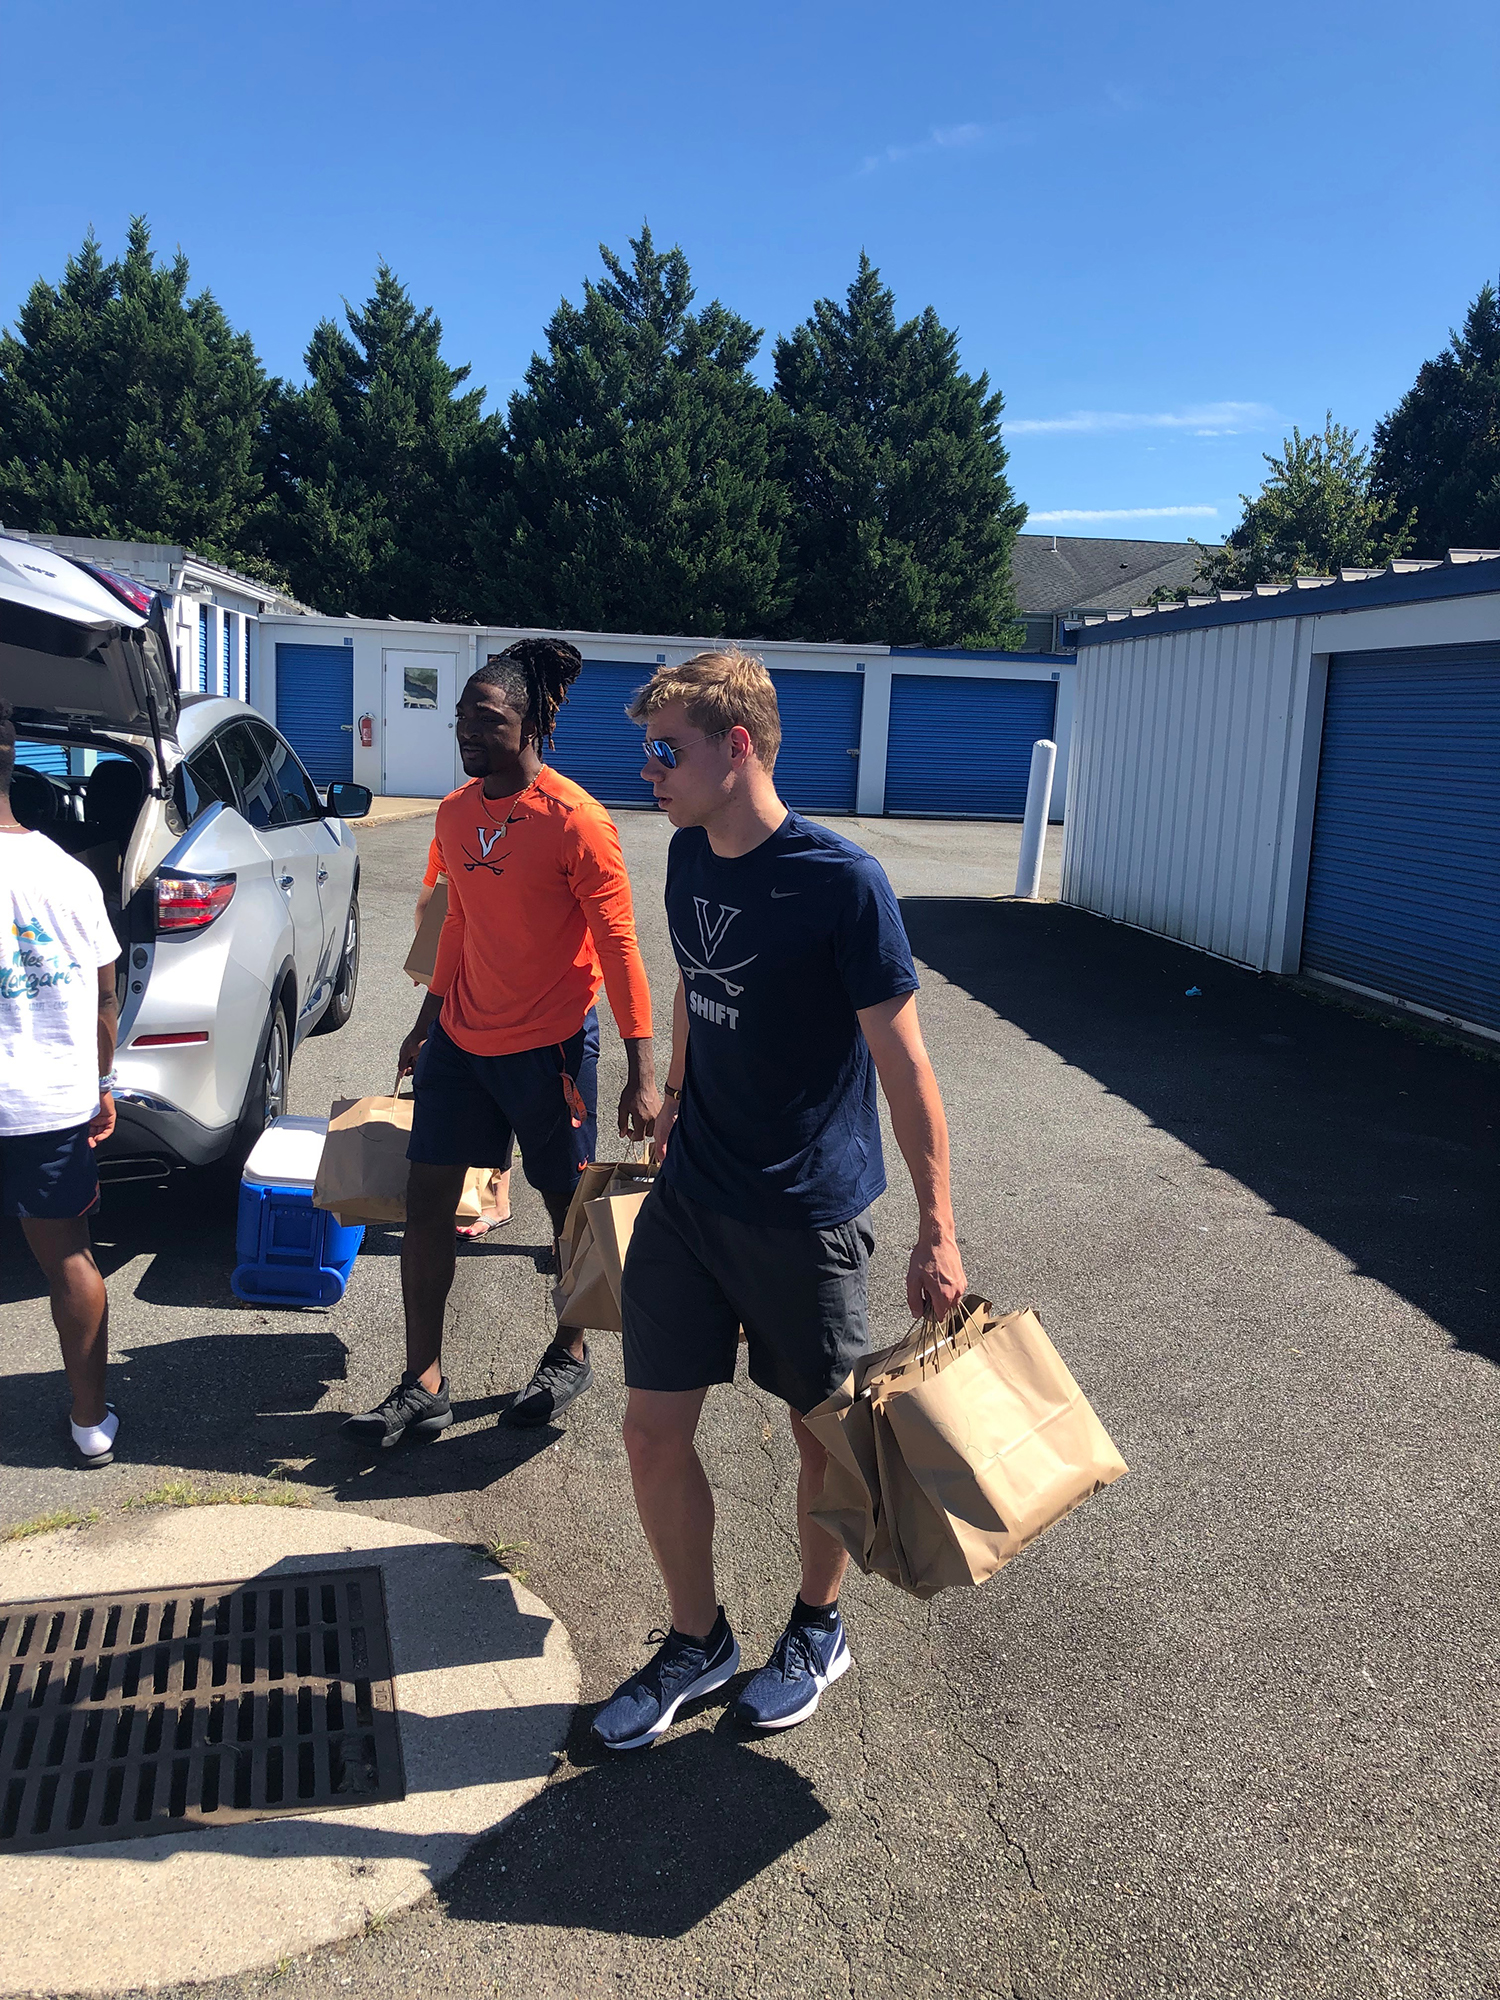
[770,889,797,900]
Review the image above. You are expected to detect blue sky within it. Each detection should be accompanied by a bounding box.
[4,0,1496,542]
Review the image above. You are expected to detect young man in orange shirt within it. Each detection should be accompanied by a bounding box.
[345,639,658,1445]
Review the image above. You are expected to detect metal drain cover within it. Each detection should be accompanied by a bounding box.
[0,1566,405,1853]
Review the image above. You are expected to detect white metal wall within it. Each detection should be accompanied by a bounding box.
[1060,614,1322,971]
[1060,584,1500,976]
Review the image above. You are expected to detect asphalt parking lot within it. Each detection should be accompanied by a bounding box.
[2,808,1496,2000]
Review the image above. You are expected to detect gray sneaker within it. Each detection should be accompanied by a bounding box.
[504,1341,593,1427]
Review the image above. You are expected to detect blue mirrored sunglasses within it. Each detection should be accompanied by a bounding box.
[642,727,729,770]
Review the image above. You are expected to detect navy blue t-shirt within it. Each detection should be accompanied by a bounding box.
[661,812,919,1229]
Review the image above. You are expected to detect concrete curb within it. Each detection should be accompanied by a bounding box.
[357,798,441,827]
[0,1506,579,1996]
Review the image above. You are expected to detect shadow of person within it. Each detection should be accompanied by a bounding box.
[0,1328,559,1503]
[442,1727,831,1939]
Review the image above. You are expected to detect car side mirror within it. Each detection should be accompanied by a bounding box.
[326,782,373,820]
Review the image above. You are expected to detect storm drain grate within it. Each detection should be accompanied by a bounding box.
[0,1566,405,1853]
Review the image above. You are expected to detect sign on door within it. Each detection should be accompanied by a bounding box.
[382,651,459,797]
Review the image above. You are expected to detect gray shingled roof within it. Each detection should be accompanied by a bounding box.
[1074,549,1500,645]
[1011,533,1202,615]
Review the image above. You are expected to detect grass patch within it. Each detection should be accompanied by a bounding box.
[123,1479,310,1513]
[1,1507,101,1543]
[482,1538,530,1585]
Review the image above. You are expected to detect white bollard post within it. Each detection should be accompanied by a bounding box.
[1013,738,1057,899]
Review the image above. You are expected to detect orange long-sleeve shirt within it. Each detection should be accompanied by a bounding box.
[430,770,653,1056]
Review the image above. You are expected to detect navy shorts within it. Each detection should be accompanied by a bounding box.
[407,1011,599,1194]
[1,1121,100,1221]
[621,1176,873,1415]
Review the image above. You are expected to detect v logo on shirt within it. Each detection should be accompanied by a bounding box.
[693,898,741,960]
[475,826,505,859]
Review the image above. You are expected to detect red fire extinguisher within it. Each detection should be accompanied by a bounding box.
[358,713,375,748]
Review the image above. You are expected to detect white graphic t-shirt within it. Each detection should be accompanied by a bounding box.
[0,830,120,1138]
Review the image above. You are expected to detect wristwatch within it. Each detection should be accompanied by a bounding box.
[99,1073,117,1091]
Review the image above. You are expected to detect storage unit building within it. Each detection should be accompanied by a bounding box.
[1060,552,1500,1040]
[254,617,1074,820]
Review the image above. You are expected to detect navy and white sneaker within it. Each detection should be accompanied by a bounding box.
[733,1610,852,1731]
[593,1610,740,1752]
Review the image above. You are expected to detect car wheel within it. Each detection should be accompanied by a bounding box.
[313,893,360,1035]
[258,1005,290,1128]
[205,997,291,1199]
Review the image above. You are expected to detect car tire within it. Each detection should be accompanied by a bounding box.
[313,892,359,1035]
[233,997,291,1161]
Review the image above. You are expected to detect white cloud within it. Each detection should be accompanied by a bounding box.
[1028,506,1220,523]
[858,120,1023,175]
[1008,402,1277,437]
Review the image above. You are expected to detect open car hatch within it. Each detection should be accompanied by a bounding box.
[0,537,180,775]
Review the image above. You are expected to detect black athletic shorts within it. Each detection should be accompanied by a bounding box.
[0,1121,99,1220]
[407,1012,598,1194]
[621,1176,873,1415]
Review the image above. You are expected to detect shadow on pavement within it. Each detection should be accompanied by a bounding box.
[0,1318,558,1501]
[901,898,1499,1365]
[444,1726,829,1939]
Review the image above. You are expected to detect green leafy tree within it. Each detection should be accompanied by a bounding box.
[772,255,1026,647]
[258,266,493,618]
[1371,281,1500,555]
[1193,415,1413,590]
[479,226,787,634]
[0,217,268,567]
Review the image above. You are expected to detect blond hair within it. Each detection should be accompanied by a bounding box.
[627,650,781,770]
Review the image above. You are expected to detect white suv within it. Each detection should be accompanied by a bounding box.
[1,534,369,1179]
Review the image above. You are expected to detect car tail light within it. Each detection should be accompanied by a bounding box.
[156,871,235,934]
[131,1031,210,1047]
[79,562,157,616]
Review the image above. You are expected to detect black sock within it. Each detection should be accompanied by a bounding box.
[792,1594,839,1630]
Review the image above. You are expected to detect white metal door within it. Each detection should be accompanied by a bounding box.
[382,650,458,797]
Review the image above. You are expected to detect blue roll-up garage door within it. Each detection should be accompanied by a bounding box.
[767,670,862,813]
[275,644,353,786]
[548,660,656,808]
[14,743,70,777]
[548,661,863,814]
[1300,645,1499,1034]
[885,674,1056,817]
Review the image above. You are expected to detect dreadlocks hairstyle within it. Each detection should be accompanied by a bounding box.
[470,638,583,752]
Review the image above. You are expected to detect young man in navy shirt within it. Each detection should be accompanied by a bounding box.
[593,652,967,1750]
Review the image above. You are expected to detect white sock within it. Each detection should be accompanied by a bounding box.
[71,1409,119,1458]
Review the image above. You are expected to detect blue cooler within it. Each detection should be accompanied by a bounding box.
[232,1116,364,1308]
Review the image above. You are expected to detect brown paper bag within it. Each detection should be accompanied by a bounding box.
[806,1297,1127,1599]
[313,1093,414,1225]
[312,1091,489,1227]
[553,1160,657,1331]
[403,881,448,987]
[801,1372,904,1587]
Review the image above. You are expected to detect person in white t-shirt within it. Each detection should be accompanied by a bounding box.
[0,704,123,1467]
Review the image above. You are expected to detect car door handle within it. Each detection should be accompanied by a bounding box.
[279,873,294,890]
[316,865,329,883]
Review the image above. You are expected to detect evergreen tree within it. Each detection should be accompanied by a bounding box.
[258,266,493,618]
[772,255,1025,647]
[1371,281,1500,555]
[0,217,268,567]
[480,226,787,634]
[1193,416,1412,590]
